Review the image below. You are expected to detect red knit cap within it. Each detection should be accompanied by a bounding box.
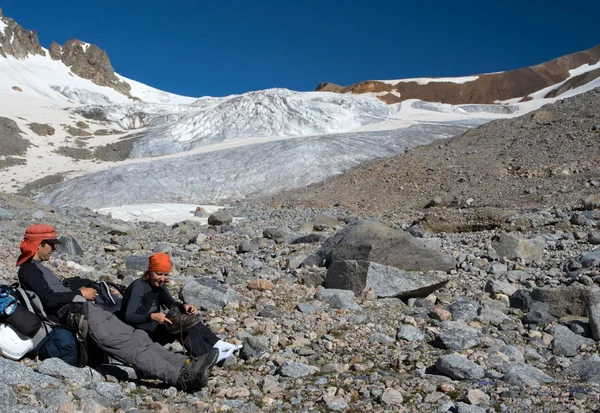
[148,252,171,273]
[16,224,59,266]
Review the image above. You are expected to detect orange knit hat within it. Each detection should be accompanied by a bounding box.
[148,252,171,273]
[16,224,61,266]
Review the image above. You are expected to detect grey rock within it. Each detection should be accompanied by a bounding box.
[550,324,595,356]
[314,288,361,311]
[278,361,317,378]
[258,305,280,318]
[563,360,600,383]
[485,262,508,275]
[325,260,448,299]
[501,270,532,283]
[125,254,149,271]
[290,233,328,244]
[312,213,342,228]
[0,358,61,387]
[484,279,517,296]
[263,227,294,243]
[434,321,482,350]
[87,382,123,402]
[0,208,13,220]
[396,325,425,342]
[499,345,524,362]
[35,387,70,410]
[492,233,544,263]
[499,362,555,387]
[36,358,92,383]
[588,232,600,245]
[208,209,233,226]
[588,293,600,341]
[0,383,16,408]
[435,353,485,380]
[296,303,317,315]
[509,290,533,311]
[181,277,246,310]
[521,308,556,325]
[237,240,258,253]
[530,285,591,317]
[56,235,84,257]
[448,301,479,322]
[368,333,395,344]
[476,306,509,326]
[580,251,600,268]
[456,402,487,413]
[303,220,456,272]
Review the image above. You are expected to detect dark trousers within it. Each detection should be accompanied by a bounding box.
[138,321,218,358]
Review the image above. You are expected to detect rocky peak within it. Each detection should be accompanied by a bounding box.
[49,38,132,97]
[0,11,46,59]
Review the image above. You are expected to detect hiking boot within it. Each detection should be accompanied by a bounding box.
[176,349,219,391]
[165,307,202,334]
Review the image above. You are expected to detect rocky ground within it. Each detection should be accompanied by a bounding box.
[1,186,600,412]
[1,89,600,413]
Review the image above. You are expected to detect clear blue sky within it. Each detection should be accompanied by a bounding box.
[2,0,598,97]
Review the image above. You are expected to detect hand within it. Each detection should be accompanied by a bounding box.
[79,287,97,301]
[151,313,173,325]
[183,304,197,315]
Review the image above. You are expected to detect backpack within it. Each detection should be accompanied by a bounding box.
[0,283,87,367]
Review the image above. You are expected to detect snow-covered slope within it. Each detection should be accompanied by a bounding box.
[0,49,195,105]
[2,10,600,211]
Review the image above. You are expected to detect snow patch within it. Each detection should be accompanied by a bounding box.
[0,19,7,34]
[95,203,230,226]
[379,75,479,86]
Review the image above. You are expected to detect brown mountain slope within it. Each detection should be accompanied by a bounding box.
[317,45,600,104]
[263,88,600,224]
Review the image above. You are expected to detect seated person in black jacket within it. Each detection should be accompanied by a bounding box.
[121,252,239,362]
[17,224,217,390]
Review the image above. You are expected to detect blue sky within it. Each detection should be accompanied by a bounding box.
[2,0,598,97]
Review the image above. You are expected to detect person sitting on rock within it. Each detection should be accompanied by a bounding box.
[16,224,218,391]
[121,252,239,363]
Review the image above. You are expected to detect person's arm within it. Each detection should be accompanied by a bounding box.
[124,280,153,324]
[18,264,80,312]
[159,284,184,311]
[64,277,93,290]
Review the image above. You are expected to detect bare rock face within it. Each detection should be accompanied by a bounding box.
[316,44,600,104]
[0,11,46,59]
[49,39,131,96]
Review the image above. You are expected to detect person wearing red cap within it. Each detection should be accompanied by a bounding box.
[17,224,218,391]
[121,253,239,363]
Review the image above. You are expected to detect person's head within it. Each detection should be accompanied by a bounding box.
[16,224,62,266]
[144,252,171,287]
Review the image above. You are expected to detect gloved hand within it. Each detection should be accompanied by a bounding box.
[213,340,242,362]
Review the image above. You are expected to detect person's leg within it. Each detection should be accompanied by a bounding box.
[182,323,218,358]
[148,325,175,346]
[86,304,186,384]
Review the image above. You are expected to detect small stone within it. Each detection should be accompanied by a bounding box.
[380,388,403,406]
[429,306,452,321]
[436,353,485,380]
[465,389,490,405]
[396,325,425,342]
[247,279,274,291]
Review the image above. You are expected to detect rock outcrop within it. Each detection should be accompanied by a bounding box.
[49,39,131,96]
[316,44,600,104]
[0,9,46,59]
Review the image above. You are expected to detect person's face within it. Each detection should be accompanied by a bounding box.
[37,241,56,261]
[148,271,169,287]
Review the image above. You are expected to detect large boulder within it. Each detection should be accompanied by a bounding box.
[181,277,246,310]
[208,209,233,226]
[491,233,544,263]
[325,260,448,299]
[303,220,455,272]
[530,285,592,317]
